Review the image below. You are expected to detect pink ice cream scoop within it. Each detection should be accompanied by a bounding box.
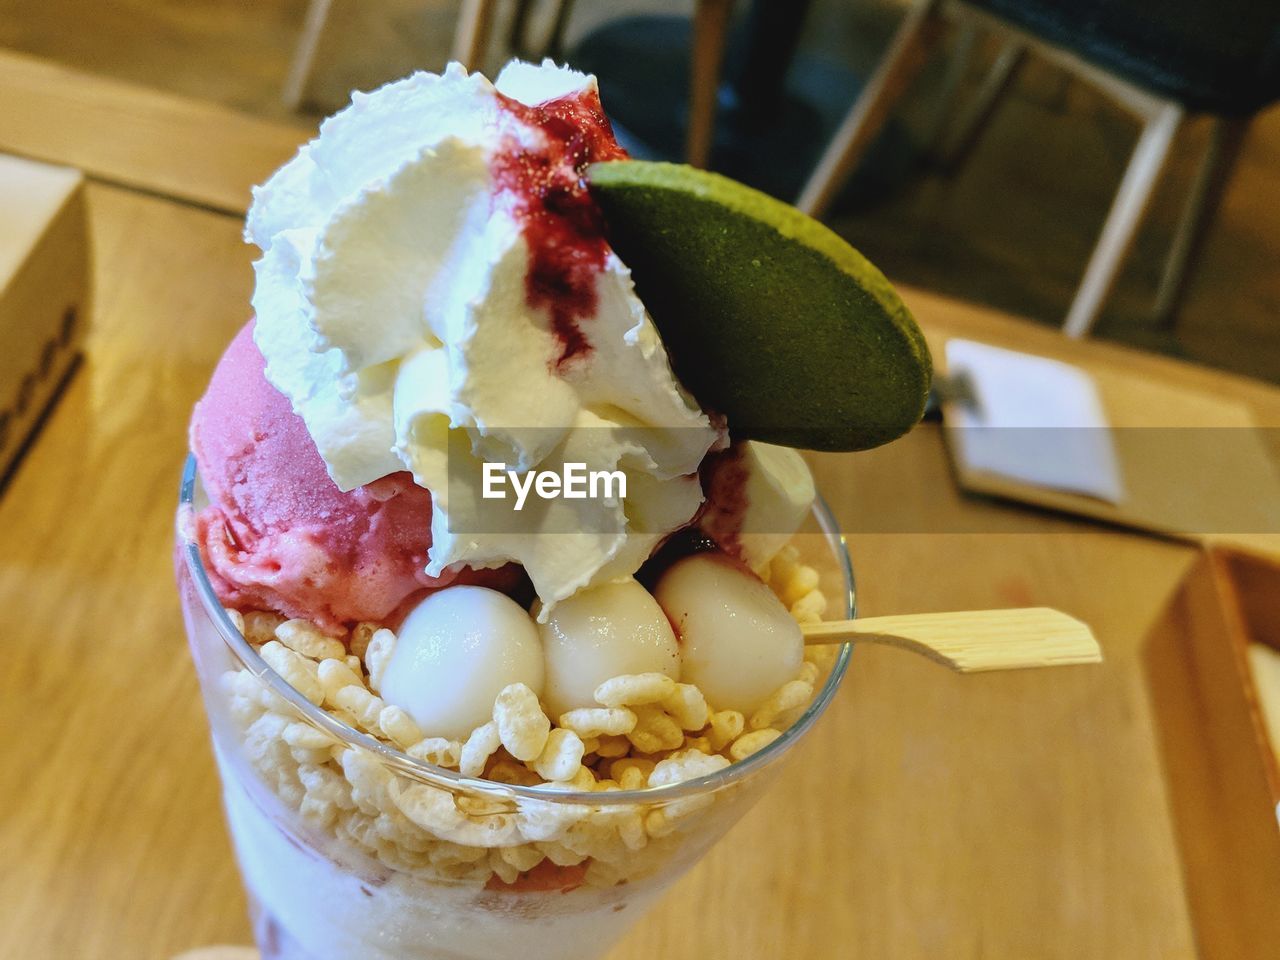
[191,321,510,633]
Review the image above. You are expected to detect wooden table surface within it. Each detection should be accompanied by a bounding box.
[3,55,1279,960]
[0,49,306,213]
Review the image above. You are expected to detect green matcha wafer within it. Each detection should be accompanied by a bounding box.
[588,160,932,451]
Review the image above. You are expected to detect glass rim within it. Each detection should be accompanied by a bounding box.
[179,453,855,806]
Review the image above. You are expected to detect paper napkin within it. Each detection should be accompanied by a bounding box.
[944,340,1125,504]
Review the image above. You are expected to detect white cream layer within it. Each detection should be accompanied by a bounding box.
[247,61,716,609]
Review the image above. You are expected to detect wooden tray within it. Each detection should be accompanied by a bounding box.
[1145,547,1280,959]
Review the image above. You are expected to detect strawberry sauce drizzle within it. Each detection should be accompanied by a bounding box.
[492,88,627,369]
[696,442,751,559]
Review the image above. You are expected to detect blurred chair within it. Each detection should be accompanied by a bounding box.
[795,0,1280,337]
[506,0,577,62]
[284,0,735,171]
[687,0,735,168]
[281,0,499,110]
[504,0,737,170]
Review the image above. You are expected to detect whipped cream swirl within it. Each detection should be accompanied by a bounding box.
[246,61,717,609]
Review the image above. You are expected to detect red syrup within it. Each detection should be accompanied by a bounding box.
[635,443,754,595]
[482,858,589,895]
[491,88,627,370]
[694,442,751,560]
[635,527,723,596]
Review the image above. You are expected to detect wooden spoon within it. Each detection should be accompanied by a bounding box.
[802,608,1100,673]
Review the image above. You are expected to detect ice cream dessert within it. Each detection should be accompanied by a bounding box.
[240,60,719,612]
[191,321,520,632]
[178,58,927,960]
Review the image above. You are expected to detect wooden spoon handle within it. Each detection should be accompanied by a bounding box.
[801,608,1101,673]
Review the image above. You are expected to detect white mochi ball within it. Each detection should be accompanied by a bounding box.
[539,578,681,718]
[379,586,544,740]
[653,552,802,715]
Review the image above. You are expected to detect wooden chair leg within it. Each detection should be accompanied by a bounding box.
[796,0,946,218]
[452,0,497,70]
[1153,115,1250,328]
[507,0,535,59]
[935,39,1026,173]
[544,0,579,60]
[281,0,333,111]
[687,0,736,169]
[1062,102,1182,338]
[923,20,979,158]
[508,0,578,61]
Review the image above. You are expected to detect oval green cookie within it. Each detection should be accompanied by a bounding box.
[588,160,932,451]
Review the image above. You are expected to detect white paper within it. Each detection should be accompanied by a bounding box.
[945,339,1125,503]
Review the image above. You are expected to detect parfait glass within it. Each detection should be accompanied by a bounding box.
[176,455,854,960]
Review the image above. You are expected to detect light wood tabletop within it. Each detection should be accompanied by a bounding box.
[0,49,307,213]
[2,54,1279,960]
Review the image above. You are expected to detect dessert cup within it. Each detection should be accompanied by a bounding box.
[177,455,854,960]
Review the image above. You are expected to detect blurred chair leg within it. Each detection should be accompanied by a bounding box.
[281,0,333,111]
[1153,115,1250,329]
[452,0,497,70]
[508,0,535,58]
[1063,102,1182,338]
[796,0,946,218]
[687,0,736,168]
[509,0,579,61]
[923,20,979,159]
[544,0,579,60]
[935,39,1025,173]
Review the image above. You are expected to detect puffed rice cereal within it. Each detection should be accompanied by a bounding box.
[215,546,836,891]
[493,683,551,762]
[594,673,676,708]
